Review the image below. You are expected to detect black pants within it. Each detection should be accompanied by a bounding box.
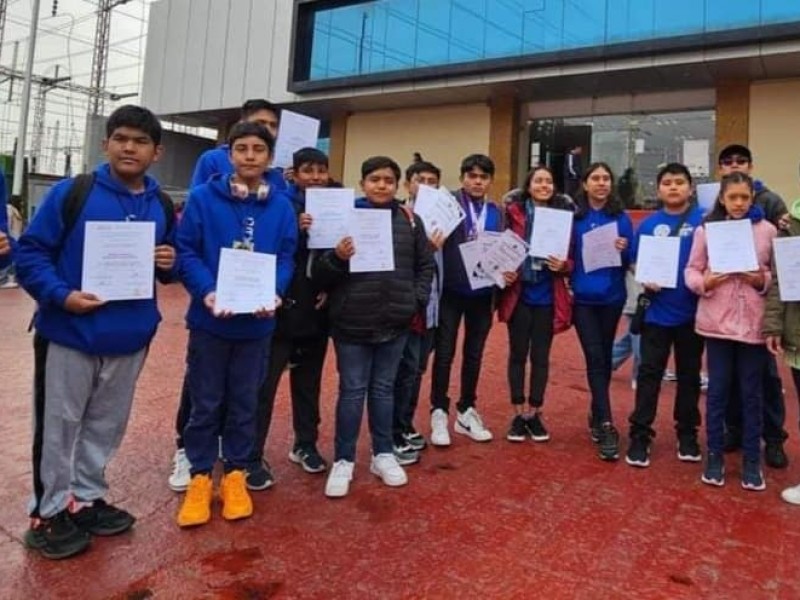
[249,335,328,463]
[175,362,191,449]
[628,322,703,440]
[393,329,435,439]
[431,291,493,413]
[793,368,800,429]
[573,303,623,425]
[507,303,554,407]
[725,354,787,444]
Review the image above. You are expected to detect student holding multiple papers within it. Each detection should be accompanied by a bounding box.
[312,156,434,498]
[497,166,574,443]
[175,122,297,527]
[764,197,800,504]
[625,163,705,469]
[685,172,777,490]
[15,106,177,560]
[570,163,634,462]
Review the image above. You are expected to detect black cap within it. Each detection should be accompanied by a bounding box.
[718,144,752,164]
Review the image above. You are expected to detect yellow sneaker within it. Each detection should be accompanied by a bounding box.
[220,470,253,521]
[176,474,213,528]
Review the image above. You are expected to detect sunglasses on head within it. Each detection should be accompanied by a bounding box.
[720,156,750,167]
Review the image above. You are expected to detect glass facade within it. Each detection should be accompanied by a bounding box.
[300,0,800,83]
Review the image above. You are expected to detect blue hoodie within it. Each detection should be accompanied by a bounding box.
[190,145,287,191]
[15,164,176,355]
[632,206,704,327]
[177,174,297,340]
[0,169,12,269]
[571,208,634,306]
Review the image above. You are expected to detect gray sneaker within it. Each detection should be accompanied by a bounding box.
[393,442,420,466]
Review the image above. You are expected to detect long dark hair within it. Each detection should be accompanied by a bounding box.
[573,162,624,219]
[519,166,573,211]
[704,172,755,223]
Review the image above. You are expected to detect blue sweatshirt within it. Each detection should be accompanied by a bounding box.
[571,208,634,306]
[0,169,12,269]
[190,144,287,191]
[632,207,704,327]
[15,164,175,355]
[177,174,297,340]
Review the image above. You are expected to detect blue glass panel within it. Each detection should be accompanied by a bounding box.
[706,0,760,31]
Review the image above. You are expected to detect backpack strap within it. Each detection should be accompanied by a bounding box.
[59,173,96,251]
[156,190,176,240]
[398,204,416,230]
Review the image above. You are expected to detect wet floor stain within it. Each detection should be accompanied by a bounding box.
[200,546,264,576]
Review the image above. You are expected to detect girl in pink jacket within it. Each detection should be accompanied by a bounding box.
[685,172,777,491]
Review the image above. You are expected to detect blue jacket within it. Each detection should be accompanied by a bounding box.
[190,144,287,192]
[15,164,176,355]
[571,208,634,306]
[177,174,297,340]
[633,207,704,327]
[0,169,12,269]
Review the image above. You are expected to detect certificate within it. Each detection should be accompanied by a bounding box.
[349,208,394,273]
[529,206,573,259]
[305,188,354,249]
[214,248,276,314]
[773,237,800,301]
[81,221,155,301]
[706,220,759,274]
[634,235,681,289]
[273,110,321,169]
[582,222,622,273]
[413,185,464,238]
[696,182,720,214]
[478,230,529,288]
[459,238,495,291]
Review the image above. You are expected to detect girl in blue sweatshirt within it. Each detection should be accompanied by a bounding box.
[175,122,297,527]
[571,162,634,461]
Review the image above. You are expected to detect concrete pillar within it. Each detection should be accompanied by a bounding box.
[715,80,750,169]
[489,93,520,199]
[328,110,349,184]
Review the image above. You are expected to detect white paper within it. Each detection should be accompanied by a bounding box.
[214,249,276,314]
[634,235,681,289]
[683,139,710,177]
[705,220,759,274]
[582,222,622,273]
[305,188,354,249]
[773,237,800,301]
[413,185,464,238]
[635,138,645,154]
[349,208,394,273]
[529,206,573,259]
[696,182,720,214]
[81,221,155,301]
[459,232,500,291]
[478,229,529,288]
[273,110,321,169]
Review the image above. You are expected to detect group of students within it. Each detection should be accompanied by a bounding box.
[2,100,799,563]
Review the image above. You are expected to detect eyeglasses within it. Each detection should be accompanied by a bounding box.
[720,157,750,167]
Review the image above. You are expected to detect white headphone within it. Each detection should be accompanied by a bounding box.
[230,179,269,200]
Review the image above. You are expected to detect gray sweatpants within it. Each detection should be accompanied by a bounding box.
[29,339,146,519]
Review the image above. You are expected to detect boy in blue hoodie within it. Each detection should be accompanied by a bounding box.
[175,122,297,527]
[16,106,176,560]
[625,163,705,468]
[429,154,508,447]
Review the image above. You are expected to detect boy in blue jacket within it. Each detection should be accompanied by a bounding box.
[15,106,177,560]
[175,122,297,527]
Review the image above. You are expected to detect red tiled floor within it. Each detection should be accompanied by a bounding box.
[1,284,799,599]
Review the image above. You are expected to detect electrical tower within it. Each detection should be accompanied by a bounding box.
[31,66,69,172]
[89,0,131,116]
[0,0,7,65]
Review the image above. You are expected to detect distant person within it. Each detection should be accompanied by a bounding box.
[563,145,583,199]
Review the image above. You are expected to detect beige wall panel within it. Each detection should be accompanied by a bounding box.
[342,104,491,193]
[749,80,800,203]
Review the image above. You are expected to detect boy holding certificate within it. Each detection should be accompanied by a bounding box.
[313,156,434,498]
[625,163,705,468]
[16,106,177,560]
[175,122,297,526]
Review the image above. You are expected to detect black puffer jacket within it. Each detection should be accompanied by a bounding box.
[312,199,434,344]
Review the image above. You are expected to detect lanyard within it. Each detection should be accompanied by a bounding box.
[461,191,487,240]
[228,199,265,251]
[114,192,147,222]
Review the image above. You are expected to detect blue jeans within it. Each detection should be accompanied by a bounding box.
[705,338,768,462]
[612,315,641,381]
[334,334,408,462]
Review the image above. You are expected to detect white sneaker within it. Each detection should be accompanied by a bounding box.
[454,407,493,442]
[325,460,354,498]
[370,453,408,487]
[781,483,800,506]
[168,448,192,492]
[430,409,451,447]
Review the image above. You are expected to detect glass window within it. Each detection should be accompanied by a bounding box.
[298,0,800,84]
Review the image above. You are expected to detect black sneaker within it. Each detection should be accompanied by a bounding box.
[288,446,328,474]
[765,442,789,469]
[392,442,420,466]
[506,415,528,442]
[677,435,702,463]
[723,429,741,453]
[598,423,620,461]
[701,452,725,487]
[71,500,135,536]
[526,413,550,442]
[402,428,427,451]
[741,458,766,491]
[24,510,91,560]
[246,459,276,490]
[625,437,651,468]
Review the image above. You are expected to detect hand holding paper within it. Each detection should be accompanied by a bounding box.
[581,222,622,273]
[413,185,464,238]
[213,248,277,315]
[705,220,758,274]
[306,188,355,249]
